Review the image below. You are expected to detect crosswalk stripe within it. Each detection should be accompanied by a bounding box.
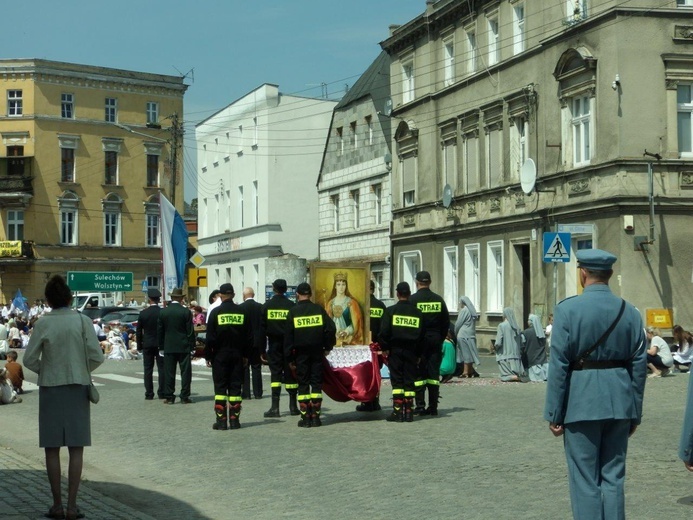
[92,374,142,384]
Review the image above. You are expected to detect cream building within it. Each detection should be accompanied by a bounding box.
[381,0,693,347]
[0,59,187,304]
[195,84,336,303]
[317,52,394,300]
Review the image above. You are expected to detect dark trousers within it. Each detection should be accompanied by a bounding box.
[647,353,669,369]
[296,347,324,398]
[212,349,244,398]
[164,352,192,400]
[268,337,297,389]
[417,334,443,384]
[389,348,417,393]
[142,349,164,398]
[242,363,263,398]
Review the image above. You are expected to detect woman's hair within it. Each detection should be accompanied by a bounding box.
[328,275,354,301]
[44,275,73,308]
[673,325,693,343]
[645,326,661,337]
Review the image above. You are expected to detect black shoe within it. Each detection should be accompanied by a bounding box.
[297,417,312,428]
[264,408,281,418]
[145,396,154,400]
[212,421,228,431]
[355,401,381,412]
[386,411,404,422]
[164,399,175,404]
[181,398,193,404]
[229,418,241,429]
[312,416,322,427]
[425,408,438,416]
[413,407,427,416]
[254,395,263,399]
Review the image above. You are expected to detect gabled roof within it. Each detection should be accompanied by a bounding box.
[335,51,390,111]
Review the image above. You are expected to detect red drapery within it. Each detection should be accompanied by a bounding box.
[321,349,382,403]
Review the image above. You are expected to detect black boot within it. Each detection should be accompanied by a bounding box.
[404,397,414,422]
[311,399,322,427]
[229,402,242,429]
[386,398,404,422]
[425,385,439,416]
[264,388,281,418]
[356,396,381,412]
[297,400,312,428]
[212,399,228,430]
[414,388,427,415]
[288,390,300,416]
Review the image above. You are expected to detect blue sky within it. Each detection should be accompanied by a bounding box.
[5,1,425,201]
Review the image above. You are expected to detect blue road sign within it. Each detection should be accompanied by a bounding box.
[543,232,571,263]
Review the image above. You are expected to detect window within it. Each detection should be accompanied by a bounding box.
[336,127,344,155]
[488,16,499,66]
[402,155,416,207]
[444,38,455,87]
[372,271,384,299]
[253,116,258,147]
[6,210,23,240]
[678,0,693,6]
[61,93,74,119]
[365,115,373,145]
[487,241,504,313]
[443,246,458,312]
[572,96,592,166]
[7,90,22,116]
[350,121,357,149]
[105,98,117,123]
[510,117,528,181]
[332,194,340,232]
[486,126,502,188]
[253,180,259,225]
[146,154,159,187]
[464,244,480,310]
[146,275,160,293]
[61,148,75,182]
[146,102,159,124]
[105,151,118,184]
[253,264,260,296]
[402,60,415,104]
[238,185,244,228]
[463,132,479,193]
[352,189,360,229]
[373,184,382,225]
[145,200,160,247]
[237,125,243,153]
[466,31,477,73]
[399,251,421,290]
[60,210,77,245]
[513,4,525,55]
[7,146,24,176]
[104,212,119,246]
[678,84,693,156]
[443,139,457,192]
[238,266,245,290]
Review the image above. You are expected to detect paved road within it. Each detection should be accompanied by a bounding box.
[2,353,693,519]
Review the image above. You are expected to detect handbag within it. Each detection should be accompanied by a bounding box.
[80,313,100,404]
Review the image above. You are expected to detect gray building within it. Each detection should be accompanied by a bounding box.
[381,0,693,347]
[317,52,394,299]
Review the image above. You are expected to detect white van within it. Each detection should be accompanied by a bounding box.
[72,292,116,312]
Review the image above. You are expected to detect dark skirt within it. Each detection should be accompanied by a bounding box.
[38,384,91,448]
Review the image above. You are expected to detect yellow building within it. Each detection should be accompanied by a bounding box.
[0,59,188,304]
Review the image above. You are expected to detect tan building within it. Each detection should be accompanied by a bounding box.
[0,59,187,304]
[382,0,693,347]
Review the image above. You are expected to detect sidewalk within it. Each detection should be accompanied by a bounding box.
[0,447,156,520]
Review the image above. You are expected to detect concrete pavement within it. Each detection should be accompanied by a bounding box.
[2,353,693,519]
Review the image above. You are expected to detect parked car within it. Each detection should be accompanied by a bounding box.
[79,306,123,323]
[100,308,142,329]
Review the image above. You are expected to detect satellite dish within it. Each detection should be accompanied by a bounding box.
[383,98,393,117]
[520,158,537,195]
[442,184,453,208]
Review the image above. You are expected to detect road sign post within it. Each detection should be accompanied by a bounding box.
[67,271,134,292]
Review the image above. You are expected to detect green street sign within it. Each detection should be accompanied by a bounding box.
[67,271,134,292]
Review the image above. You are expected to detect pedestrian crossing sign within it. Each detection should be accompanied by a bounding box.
[543,232,571,263]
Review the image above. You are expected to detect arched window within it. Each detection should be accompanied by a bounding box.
[102,192,123,246]
[57,190,79,246]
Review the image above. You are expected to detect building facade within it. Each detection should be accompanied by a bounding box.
[0,59,187,304]
[317,52,394,300]
[381,0,693,347]
[194,84,336,303]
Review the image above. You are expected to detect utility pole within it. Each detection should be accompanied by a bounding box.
[169,113,181,205]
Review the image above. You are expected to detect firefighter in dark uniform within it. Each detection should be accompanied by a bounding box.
[205,283,252,430]
[284,282,336,428]
[378,282,425,422]
[410,270,450,416]
[260,279,298,417]
[356,280,387,412]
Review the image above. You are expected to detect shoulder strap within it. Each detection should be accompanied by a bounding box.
[578,299,626,362]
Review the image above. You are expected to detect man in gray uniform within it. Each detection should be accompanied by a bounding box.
[544,249,646,520]
[680,365,693,472]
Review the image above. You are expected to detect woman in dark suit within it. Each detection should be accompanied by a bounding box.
[24,275,104,520]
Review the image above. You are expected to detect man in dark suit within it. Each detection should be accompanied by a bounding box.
[137,288,164,400]
[240,287,263,399]
[158,287,196,404]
